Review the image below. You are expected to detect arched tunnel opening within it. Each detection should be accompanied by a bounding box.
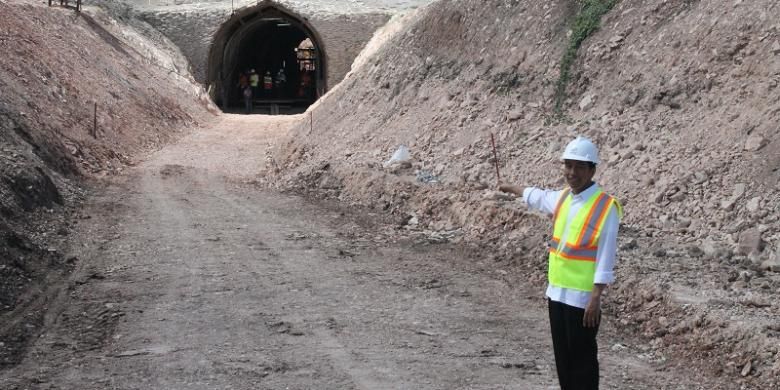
[208,5,326,115]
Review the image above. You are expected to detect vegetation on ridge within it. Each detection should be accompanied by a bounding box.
[554,0,618,113]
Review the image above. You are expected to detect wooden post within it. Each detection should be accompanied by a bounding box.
[309,111,313,134]
[490,133,501,183]
[92,102,98,139]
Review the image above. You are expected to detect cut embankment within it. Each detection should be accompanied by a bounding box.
[0,0,214,367]
[274,0,780,386]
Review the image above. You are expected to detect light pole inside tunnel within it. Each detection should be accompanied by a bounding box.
[208,3,327,116]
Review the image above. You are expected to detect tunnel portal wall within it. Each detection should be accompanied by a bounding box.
[139,5,390,95]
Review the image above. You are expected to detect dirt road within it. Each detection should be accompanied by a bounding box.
[1,115,717,389]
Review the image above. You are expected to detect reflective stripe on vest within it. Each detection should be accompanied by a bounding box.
[548,187,622,292]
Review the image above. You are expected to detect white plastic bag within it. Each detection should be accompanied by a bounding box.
[383,145,411,168]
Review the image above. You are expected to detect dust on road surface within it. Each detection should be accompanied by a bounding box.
[1,115,715,389]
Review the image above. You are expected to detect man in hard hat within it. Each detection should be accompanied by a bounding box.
[499,136,622,390]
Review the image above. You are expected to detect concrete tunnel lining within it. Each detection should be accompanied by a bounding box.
[207,2,328,110]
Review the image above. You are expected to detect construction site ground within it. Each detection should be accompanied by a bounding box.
[0,115,727,389]
[2,0,780,388]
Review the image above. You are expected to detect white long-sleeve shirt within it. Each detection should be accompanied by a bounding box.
[522,184,620,309]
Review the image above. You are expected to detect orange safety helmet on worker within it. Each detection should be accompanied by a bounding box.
[548,137,623,292]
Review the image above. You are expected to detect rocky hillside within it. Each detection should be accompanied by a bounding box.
[0,0,214,367]
[274,0,780,387]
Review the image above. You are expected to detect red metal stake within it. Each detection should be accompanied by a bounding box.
[490,133,501,183]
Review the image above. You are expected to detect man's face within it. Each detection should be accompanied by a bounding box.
[562,159,596,193]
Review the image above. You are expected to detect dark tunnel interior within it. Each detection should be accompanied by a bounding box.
[226,17,322,115]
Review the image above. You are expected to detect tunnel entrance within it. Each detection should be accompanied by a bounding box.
[207,3,326,115]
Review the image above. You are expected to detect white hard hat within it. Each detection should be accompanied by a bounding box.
[561,136,599,164]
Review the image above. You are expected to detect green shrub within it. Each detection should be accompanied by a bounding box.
[554,0,618,113]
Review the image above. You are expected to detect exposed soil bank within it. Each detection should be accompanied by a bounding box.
[0,0,215,367]
[274,0,780,387]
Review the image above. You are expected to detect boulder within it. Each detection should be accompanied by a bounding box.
[579,94,595,111]
[736,228,765,255]
[608,35,625,49]
[482,190,515,201]
[507,109,524,121]
[744,133,768,151]
[721,198,737,211]
[721,183,746,210]
[677,218,692,228]
[701,239,727,259]
[761,247,780,272]
[687,244,705,258]
[620,238,638,250]
[761,258,780,272]
[692,171,709,184]
[723,219,750,235]
[732,183,747,199]
[746,196,761,213]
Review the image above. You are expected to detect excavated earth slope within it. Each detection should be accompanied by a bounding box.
[0,0,214,367]
[275,0,780,387]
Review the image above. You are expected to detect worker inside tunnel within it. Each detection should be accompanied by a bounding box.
[207,4,326,115]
